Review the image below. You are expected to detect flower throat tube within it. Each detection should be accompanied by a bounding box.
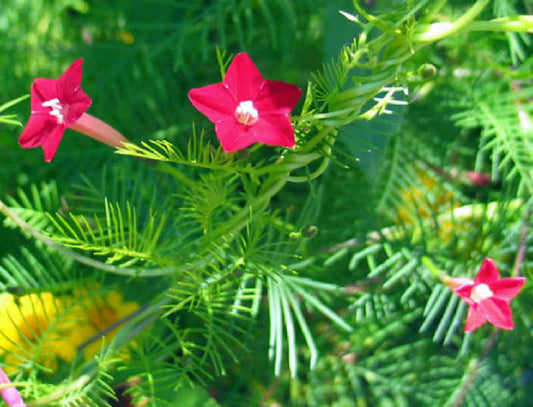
[19,59,127,162]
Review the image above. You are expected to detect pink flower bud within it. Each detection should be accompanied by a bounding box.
[0,367,26,407]
[465,171,491,187]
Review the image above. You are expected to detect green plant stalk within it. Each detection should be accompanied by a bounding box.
[0,382,28,391]
[413,0,490,42]
[456,16,533,33]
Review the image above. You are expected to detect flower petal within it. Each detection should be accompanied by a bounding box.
[214,118,253,152]
[214,114,297,152]
[488,277,526,302]
[41,125,67,162]
[479,297,514,330]
[474,258,499,284]
[254,80,302,115]
[252,114,296,148]
[31,79,59,112]
[65,87,92,126]
[453,284,475,305]
[189,84,235,124]
[223,53,265,101]
[464,305,487,332]
[58,58,84,102]
[19,115,57,148]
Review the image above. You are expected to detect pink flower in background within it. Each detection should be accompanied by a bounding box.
[446,258,526,332]
[0,366,26,407]
[465,171,491,187]
[188,52,302,152]
[19,58,127,162]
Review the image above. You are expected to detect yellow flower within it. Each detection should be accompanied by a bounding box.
[0,288,141,373]
[397,171,457,223]
[0,292,85,373]
[79,291,140,361]
[395,171,462,243]
[117,31,135,45]
[0,293,22,353]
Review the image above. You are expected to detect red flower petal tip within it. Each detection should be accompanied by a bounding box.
[447,258,526,332]
[188,52,302,152]
[19,58,92,162]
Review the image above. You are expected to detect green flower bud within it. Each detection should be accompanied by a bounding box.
[418,63,437,80]
[289,232,300,241]
[304,225,318,238]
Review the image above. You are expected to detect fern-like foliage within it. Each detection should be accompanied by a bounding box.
[305,308,518,407]
[121,325,214,406]
[267,273,352,377]
[46,199,167,266]
[30,347,119,407]
[452,80,533,197]
[0,1,531,406]
[3,181,61,234]
[116,136,236,173]
[165,271,254,379]
[0,244,76,292]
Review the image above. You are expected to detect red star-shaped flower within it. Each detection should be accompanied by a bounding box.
[19,58,92,162]
[188,52,302,152]
[447,258,526,332]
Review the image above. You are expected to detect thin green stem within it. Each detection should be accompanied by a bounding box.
[459,16,533,33]
[0,198,177,277]
[286,156,330,183]
[413,0,490,42]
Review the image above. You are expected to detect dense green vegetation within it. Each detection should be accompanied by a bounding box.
[0,1,531,406]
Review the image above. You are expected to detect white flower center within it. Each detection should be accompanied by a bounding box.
[42,98,64,124]
[235,100,258,126]
[470,284,493,303]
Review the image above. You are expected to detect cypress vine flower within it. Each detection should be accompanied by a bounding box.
[445,258,526,332]
[188,52,302,152]
[0,366,26,407]
[19,58,127,162]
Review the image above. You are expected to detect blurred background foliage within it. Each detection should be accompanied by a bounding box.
[0,0,532,406]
